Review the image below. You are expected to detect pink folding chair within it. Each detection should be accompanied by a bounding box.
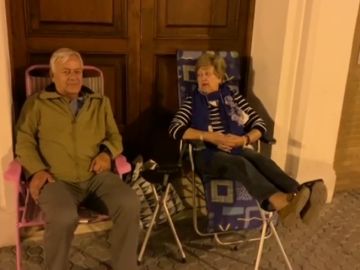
[4,64,131,270]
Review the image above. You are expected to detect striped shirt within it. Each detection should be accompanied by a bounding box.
[169,90,267,140]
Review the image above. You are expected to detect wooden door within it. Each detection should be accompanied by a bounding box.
[6,0,255,159]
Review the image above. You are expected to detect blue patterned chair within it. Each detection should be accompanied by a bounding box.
[176,50,293,270]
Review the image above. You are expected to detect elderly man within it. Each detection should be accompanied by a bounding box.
[15,48,140,270]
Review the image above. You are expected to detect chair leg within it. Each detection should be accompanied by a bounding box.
[161,184,186,262]
[137,188,162,263]
[254,216,268,270]
[16,225,22,270]
[269,221,293,270]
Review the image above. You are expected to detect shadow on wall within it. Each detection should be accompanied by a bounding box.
[122,90,180,166]
[245,58,275,158]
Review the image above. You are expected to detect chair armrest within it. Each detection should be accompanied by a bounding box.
[4,159,22,183]
[260,133,276,145]
[5,157,131,181]
[115,155,131,177]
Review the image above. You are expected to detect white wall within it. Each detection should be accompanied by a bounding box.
[252,0,359,201]
[0,0,17,247]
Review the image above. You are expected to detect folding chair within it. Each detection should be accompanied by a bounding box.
[137,162,186,264]
[4,64,131,270]
[176,50,293,270]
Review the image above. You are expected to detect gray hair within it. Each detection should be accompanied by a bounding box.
[196,53,226,81]
[49,48,83,75]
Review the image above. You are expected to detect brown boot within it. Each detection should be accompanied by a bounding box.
[278,186,310,227]
[300,179,327,225]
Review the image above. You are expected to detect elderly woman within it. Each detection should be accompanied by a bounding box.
[169,53,326,226]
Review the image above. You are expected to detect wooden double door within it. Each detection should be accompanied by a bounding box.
[6,0,255,159]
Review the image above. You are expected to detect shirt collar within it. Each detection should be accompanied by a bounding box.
[39,83,102,100]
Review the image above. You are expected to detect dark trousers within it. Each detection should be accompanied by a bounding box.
[38,172,140,270]
[194,148,299,202]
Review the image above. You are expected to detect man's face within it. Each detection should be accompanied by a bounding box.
[197,65,222,94]
[52,55,83,99]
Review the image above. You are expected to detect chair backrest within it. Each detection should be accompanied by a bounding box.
[176,50,262,232]
[176,50,241,105]
[25,64,104,97]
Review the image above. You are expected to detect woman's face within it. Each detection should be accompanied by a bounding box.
[197,65,222,94]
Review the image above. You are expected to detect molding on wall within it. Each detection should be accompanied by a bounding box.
[271,0,307,169]
[0,0,16,247]
[0,0,13,209]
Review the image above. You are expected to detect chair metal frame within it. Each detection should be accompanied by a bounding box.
[137,170,186,264]
[176,50,293,270]
[185,141,293,270]
[4,64,131,270]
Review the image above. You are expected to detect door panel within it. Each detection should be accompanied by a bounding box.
[26,0,126,36]
[156,0,237,38]
[6,0,254,158]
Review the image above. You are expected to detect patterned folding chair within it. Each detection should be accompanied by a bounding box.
[176,50,293,270]
[4,64,131,270]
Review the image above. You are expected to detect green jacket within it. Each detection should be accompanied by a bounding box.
[15,84,123,182]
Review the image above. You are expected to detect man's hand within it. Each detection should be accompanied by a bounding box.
[90,152,112,174]
[30,170,55,203]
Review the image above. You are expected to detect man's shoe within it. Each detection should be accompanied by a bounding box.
[300,179,327,225]
[278,186,310,227]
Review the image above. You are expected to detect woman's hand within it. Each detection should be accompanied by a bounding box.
[205,132,239,152]
[225,134,247,147]
[183,128,255,152]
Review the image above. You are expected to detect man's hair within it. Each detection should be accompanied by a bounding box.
[49,48,83,75]
[195,53,226,80]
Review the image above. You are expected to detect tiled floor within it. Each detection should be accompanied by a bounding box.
[1,189,360,270]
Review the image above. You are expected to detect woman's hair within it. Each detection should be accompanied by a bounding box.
[195,53,226,80]
[49,48,83,75]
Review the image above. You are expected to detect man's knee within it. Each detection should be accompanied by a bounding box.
[44,207,78,230]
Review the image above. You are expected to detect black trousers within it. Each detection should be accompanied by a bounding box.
[194,148,299,203]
